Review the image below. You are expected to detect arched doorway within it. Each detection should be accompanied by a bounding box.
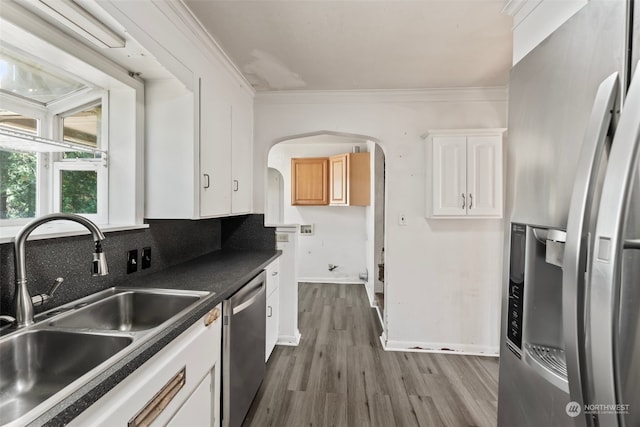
[266,132,387,320]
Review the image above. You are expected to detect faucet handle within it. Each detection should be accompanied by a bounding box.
[31,277,64,307]
[48,277,64,297]
[0,315,16,325]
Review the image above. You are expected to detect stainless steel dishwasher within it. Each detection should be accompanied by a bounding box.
[222,271,266,427]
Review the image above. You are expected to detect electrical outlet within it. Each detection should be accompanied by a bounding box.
[141,247,151,269]
[127,249,138,274]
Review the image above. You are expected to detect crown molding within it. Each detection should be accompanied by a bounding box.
[255,86,509,105]
[159,0,255,97]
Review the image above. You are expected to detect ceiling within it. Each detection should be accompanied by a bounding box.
[182,0,514,91]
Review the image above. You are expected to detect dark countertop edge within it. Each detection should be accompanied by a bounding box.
[32,249,281,427]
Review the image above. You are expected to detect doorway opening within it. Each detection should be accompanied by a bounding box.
[265,132,387,321]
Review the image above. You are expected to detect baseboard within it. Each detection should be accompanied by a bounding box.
[277,330,302,346]
[374,305,383,329]
[298,277,364,284]
[381,339,499,357]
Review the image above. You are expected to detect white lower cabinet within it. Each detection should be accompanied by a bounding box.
[166,372,212,427]
[69,304,222,427]
[265,259,280,361]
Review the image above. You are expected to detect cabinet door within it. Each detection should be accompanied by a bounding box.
[69,306,222,427]
[329,153,348,205]
[266,286,280,362]
[231,92,253,214]
[200,77,232,217]
[432,136,467,216]
[291,157,329,205]
[348,152,371,206]
[265,259,280,361]
[166,372,212,427]
[145,79,196,219]
[467,135,503,217]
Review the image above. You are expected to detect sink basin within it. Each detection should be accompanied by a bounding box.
[0,287,209,426]
[0,330,132,425]
[48,290,202,332]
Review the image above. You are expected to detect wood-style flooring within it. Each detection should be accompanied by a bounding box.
[243,283,499,427]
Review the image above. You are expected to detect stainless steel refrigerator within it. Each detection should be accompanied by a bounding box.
[498,0,640,426]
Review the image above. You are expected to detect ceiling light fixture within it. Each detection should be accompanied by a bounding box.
[34,0,125,49]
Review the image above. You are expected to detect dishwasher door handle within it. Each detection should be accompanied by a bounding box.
[232,281,265,315]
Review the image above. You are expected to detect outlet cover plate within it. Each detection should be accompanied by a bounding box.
[127,249,138,274]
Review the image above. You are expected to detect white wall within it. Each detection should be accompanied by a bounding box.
[268,141,368,283]
[254,88,508,354]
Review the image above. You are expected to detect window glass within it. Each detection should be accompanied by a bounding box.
[0,150,37,219]
[0,48,87,104]
[60,169,98,214]
[0,109,37,134]
[63,104,101,148]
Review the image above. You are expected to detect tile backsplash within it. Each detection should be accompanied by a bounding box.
[0,214,274,315]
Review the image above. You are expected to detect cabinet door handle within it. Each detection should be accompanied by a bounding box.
[129,367,186,427]
[203,173,210,189]
[469,193,473,209]
[233,180,239,192]
[271,271,278,276]
[461,193,466,209]
[204,307,221,326]
[267,306,272,317]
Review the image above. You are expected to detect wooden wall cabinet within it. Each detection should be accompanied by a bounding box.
[424,129,505,218]
[291,157,329,205]
[329,152,370,206]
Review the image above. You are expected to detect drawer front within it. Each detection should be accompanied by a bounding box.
[70,304,222,427]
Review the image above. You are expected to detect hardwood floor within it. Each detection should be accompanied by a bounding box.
[243,283,499,427]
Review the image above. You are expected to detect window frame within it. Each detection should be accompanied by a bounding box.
[0,90,109,225]
[53,160,107,223]
[52,92,109,223]
[1,3,145,238]
[0,94,48,225]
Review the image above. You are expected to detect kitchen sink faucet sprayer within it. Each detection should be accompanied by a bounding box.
[12,213,108,328]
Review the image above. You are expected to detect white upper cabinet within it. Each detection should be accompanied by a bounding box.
[231,90,254,214]
[100,0,254,219]
[425,129,505,218]
[200,78,233,217]
[432,136,467,216]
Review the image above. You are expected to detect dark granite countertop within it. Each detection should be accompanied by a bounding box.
[30,249,280,427]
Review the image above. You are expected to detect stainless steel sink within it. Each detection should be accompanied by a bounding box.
[48,289,203,332]
[0,287,210,426]
[0,330,132,426]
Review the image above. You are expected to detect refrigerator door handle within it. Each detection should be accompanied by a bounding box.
[563,72,619,427]
[590,64,640,427]
[623,238,640,249]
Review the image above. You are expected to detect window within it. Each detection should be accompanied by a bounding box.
[0,110,38,220]
[54,100,108,223]
[0,47,108,224]
[0,150,38,219]
[0,8,144,240]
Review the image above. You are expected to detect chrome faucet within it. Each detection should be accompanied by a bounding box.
[12,213,109,328]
